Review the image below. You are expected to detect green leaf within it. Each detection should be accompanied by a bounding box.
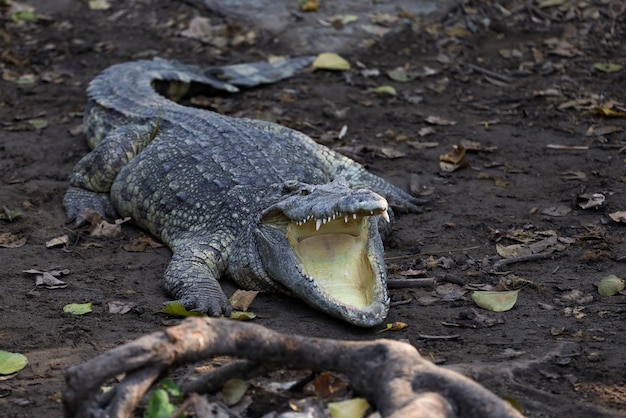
[593,63,623,73]
[144,389,176,418]
[328,398,370,418]
[597,275,625,296]
[63,302,93,315]
[160,378,182,398]
[11,11,37,22]
[158,301,207,317]
[0,350,28,375]
[221,378,248,406]
[471,290,519,312]
[372,85,397,96]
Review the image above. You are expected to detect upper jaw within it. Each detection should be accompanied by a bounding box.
[255,180,391,327]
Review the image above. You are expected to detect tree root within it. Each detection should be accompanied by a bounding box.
[63,317,522,418]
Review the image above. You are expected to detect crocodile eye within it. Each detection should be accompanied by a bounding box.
[299,189,310,196]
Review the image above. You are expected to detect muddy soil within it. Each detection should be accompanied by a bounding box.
[1,1,625,417]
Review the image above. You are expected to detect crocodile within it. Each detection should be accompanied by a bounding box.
[63,57,422,327]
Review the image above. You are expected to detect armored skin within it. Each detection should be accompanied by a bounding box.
[64,58,421,327]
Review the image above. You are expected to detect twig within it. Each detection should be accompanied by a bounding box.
[466,64,512,83]
[493,253,555,271]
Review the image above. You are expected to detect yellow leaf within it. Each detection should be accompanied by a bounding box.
[471,290,519,312]
[372,85,397,96]
[229,311,257,321]
[377,321,408,333]
[591,106,626,118]
[596,275,625,296]
[300,0,319,12]
[63,302,93,315]
[593,63,623,73]
[312,53,351,71]
[328,398,370,418]
[0,351,28,375]
[221,379,248,406]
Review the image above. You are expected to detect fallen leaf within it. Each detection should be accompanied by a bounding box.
[0,351,28,375]
[229,290,259,311]
[379,146,405,158]
[312,53,351,71]
[471,290,519,312]
[591,106,626,118]
[122,233,164,252]
[425,115,457,126]
[46,235,69,248]
[312,372,348,399]
[328,398,370,418]
[0,206,21,221]
[299,0,319,12]
[63,302,93,315]
[228,311,256,321]
[107,300,137,314]
[90,217,130,238]
[0,232,26,248]
[593,63,623,73]
[376,321,408,333]
[36,271,68,289]
[221,378,248,406]
[159,302,207,318]
[88,0,111,10]
[496,243,532,258]
[145,389,176,418]
[577,193,605,209]
[540,206,572,217]
[440,145,466,164]
[608,211,626,223]
[596,275,625,297]
[371,85,397,96]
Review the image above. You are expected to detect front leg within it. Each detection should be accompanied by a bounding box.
[64,122,156,225]
[165,244,231,317]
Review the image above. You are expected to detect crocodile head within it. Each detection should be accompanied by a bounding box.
[230,177,390,327]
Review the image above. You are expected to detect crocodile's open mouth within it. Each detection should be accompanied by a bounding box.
[285,210,387,308]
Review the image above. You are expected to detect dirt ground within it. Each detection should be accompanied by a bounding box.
[1,0,626,417]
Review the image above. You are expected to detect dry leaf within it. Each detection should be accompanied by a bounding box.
[0,232,26,248]
[312,372,348,399]
[609,211,626,223]
[90,217,130,238]
[46,235,69,248]
[229,290,259,311]
[425,115,457,126]
[440,145,466,164]
[107,300,137,314]
[577,193,605,209]
[122,233,164,252]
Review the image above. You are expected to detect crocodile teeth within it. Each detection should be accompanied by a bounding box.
[315,218,322,231]
[381,210,390,223]
[345,215,349,223]
[353,213,357,220]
